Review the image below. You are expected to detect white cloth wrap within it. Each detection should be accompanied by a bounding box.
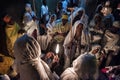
[13,34,56,80]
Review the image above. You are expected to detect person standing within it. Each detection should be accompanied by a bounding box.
[41,0,49,25]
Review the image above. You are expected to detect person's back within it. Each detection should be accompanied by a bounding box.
[60,53,98,80]
[13,34,57,80]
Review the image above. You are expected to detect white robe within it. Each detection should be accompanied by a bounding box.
[63,16,90,69]
[13,34,57,80]
[37,34,52,51]
[61,53,98,80]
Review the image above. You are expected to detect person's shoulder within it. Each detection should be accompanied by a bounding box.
[41,5,45,8]
[60,68,78,80]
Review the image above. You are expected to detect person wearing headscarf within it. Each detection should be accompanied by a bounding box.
[63,8,90,69]
[60,53,98,80]
[23,3,37,25]
[13,34,58,80]
[46,14,57,35]
[23,3,39,39]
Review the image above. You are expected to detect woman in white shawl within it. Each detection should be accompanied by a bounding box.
[46,14,56,35]
[60,53,98,80]
[63,8,90,69]
[13,34,58,80]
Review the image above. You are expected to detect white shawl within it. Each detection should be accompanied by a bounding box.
[63,14,88,48]
[13,34,56,80]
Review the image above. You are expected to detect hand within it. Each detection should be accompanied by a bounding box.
[52,55,59,63]
[45,52,54,59]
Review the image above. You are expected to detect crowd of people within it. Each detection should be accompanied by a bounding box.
[0,0,120,80]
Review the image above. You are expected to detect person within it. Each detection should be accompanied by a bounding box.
[89,13,104,45]
[23,3,39,38]
[61,0,68,12]
[54,13,70,37]
[85,0,98,23]
[95,2,105,14]
[3,14,21,57]
[55,1,65,20]
[103,21,120,52]
[101,6,115,26]
[63,8,90,69]
[41,0,49,24]
[46,14,57,35]
[13,34,59,80]
[60,53,98,80]
[23,3,37,25]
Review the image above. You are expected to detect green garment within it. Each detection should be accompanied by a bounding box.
[5,22,20,57]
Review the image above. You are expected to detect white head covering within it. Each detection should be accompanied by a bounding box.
[25,3,32,11]
[63,17,87,47]
[14,34,56,80]
[69,7,85,21]
[60,53,98,80]
[72,53,98,80]
[46,14,57,31]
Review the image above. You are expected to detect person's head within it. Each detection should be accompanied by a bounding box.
[14,34,41,63]
[72,53,98,79]
[25,3,32,12]
[49,14,56,23]
[42,0,47,6]
[102,6,112,16]
[61,13,68,25]
[3,14,15,25]
[57,1,62,9]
